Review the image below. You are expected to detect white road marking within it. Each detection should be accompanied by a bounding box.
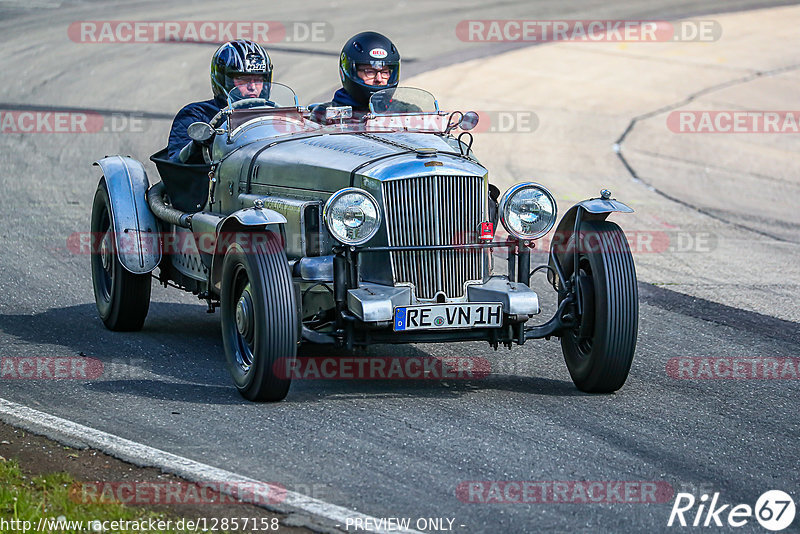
[0,397,423,534]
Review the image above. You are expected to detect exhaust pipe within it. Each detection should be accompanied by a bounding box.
[147,181,192,228]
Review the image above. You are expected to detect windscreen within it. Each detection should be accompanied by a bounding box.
[368,87,438,115]
[226,82,299,108]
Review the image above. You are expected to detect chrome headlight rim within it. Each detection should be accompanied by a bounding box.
[323,187,382,246]
[499,182,558,240]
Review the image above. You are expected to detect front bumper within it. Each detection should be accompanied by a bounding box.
[347,276,539,323]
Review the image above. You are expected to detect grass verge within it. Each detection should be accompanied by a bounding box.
[0,456,203,533]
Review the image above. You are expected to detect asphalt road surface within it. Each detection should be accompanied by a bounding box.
[1,1,798,532]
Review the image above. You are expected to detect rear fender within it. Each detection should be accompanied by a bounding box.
[208,207,287,294]
[94,156,161,274]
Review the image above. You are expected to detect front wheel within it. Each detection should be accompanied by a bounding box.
[220,232,297,402]
[90,180,151,331]
[560,220,638,393]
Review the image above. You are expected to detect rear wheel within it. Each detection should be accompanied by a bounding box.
[560,220,638,393]
[90,181,151,331]
[220,232,297,402]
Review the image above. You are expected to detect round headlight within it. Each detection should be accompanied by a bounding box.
[323,188,381,246]
[499,183,557,240]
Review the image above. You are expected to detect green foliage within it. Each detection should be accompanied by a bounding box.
[0,458,193,533]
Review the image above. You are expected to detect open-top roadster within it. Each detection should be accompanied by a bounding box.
[90,83,638,401]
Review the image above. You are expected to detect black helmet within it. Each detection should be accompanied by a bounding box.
[210,40,273,99]
[339,31,400,106]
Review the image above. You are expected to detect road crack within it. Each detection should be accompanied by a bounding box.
[614,63,800,243]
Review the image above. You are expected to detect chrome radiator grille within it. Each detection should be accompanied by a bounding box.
[382,175,485,300]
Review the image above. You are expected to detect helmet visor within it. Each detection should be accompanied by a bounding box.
[342,55,399,88]
[226,73,272,103]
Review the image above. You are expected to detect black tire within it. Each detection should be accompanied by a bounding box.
[220,232,297,402]
[90,180,151,331]
[560,220,638,393]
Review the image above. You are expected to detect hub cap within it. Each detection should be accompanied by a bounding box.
[231,275,256,372]
[235,285,254,341]
[100,231,113,273]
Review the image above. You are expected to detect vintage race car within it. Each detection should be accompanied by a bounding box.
[90,83,638,401]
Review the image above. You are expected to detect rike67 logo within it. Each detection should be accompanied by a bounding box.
[668,490,795,531]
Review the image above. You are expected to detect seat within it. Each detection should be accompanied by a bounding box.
[149,148,212,213]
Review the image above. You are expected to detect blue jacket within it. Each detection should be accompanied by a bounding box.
[167,97,226,161]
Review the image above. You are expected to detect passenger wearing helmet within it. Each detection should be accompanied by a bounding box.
[311,31,400,124]
[167,39,272,162]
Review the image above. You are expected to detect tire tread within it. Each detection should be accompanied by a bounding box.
[561,220,638,393]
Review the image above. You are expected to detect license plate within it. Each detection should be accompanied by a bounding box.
[393,303,503,331]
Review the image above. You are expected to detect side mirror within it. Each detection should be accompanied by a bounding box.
[460,111,480,131]
[188,121,215,143]
[326,106,353,123]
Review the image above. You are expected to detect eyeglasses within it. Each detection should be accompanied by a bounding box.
[357,67,392,79]
[233,75,264,85]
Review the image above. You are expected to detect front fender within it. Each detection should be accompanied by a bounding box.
[548,196,634,283]
[208,207,287,294]
[94,155,161,274]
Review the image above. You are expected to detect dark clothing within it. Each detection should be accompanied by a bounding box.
[329,88,363,109]
[310,88,369,124]
[167,97,226,161]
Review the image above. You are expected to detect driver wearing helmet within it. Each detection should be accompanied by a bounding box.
[311,31,400,124]
[312,32,500,221]
[167,39,272,162]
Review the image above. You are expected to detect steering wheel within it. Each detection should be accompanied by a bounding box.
[209,98,277,128]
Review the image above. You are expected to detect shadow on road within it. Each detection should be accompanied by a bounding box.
[83,379,241,404]
[1,302,584,404]
[0,301,224,379]
[283,374,584,403]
